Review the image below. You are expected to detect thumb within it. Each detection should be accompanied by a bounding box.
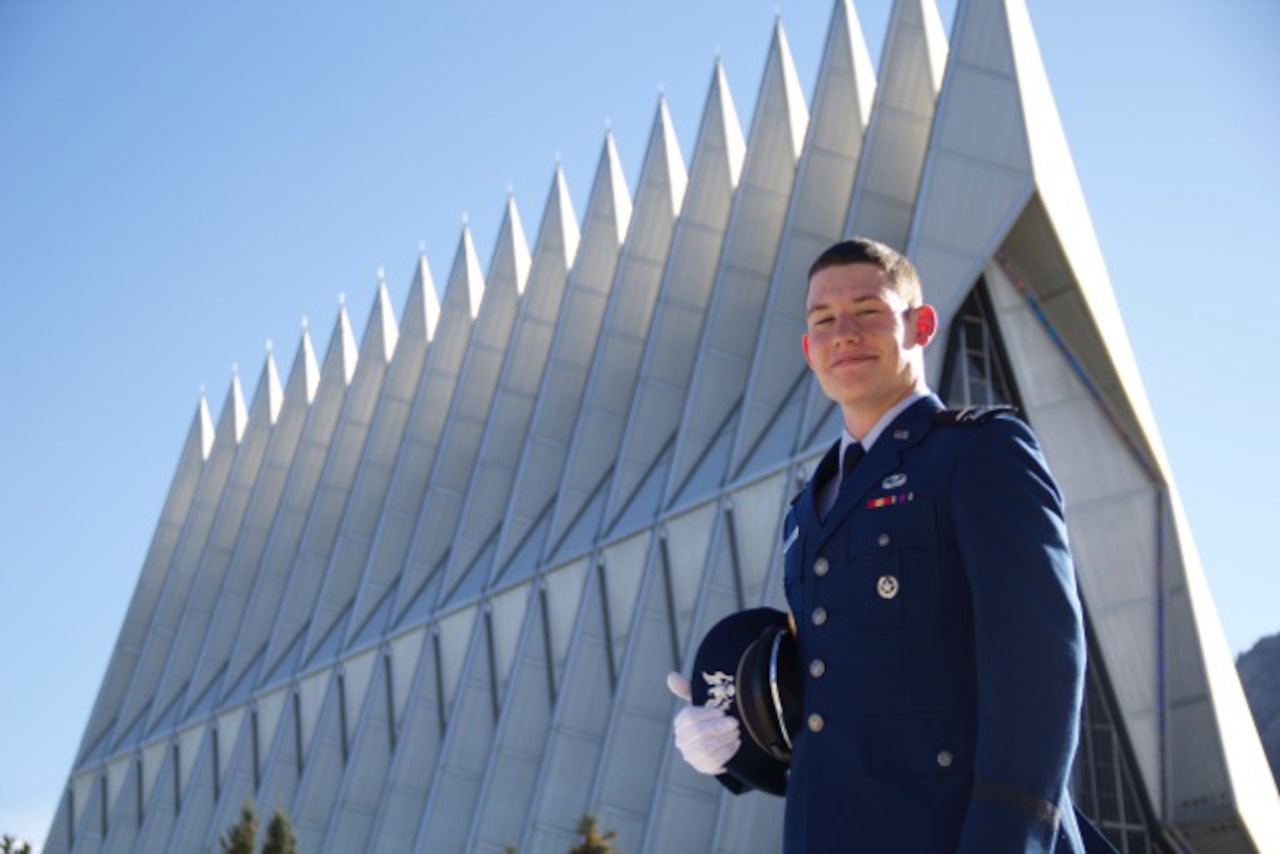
[666,671,692,702]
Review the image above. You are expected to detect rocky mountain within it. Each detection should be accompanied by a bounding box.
[1236,631,1280,791]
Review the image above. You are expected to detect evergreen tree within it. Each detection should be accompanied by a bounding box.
[262,807,297,854]
[219,802,257,854]
[1,835,33,854]
[569,813,620,854]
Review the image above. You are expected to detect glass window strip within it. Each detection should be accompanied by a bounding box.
[337,672,349,766]
[484,608,501,722]
[293,692,304,778]
[251,709,261,791]
[596,560,617,693]
[657,533,682,671]
[383,653,397,750]
[172,742,181,812]
[538,587,557,706]
[722,504,747,611]
[433,630,447,738]
[211,726,221,803]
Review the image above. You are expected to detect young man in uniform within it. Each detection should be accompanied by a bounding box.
[669,238,1091,852]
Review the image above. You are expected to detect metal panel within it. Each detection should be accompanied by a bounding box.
[732,0,875,477]
[220,309,359,699]
[604,63,745,534]
[183,332,319,720]
[466,583,559,852]
[77,395,215,765]
[263,287,398,675]
[399,200,532,610]
[342,234,479,645]
[291,671,347,852]
[446,167,579,599]
[491,135,630,582]
[414,612,496,853]
[546,100,687,559]
[846,0,947,248]
[367,620,449,850]
[666,21,809,505]
[109,378,245,744]
[148,355,280,743]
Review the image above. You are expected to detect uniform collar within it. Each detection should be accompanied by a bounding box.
[839,388,931,472]
[800,394,944,549]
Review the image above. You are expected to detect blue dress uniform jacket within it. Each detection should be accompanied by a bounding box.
[779,395,1087,853]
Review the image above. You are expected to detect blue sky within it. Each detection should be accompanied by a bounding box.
[2,0,1277,846]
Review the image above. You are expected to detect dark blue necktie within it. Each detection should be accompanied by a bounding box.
[837,442,865,502]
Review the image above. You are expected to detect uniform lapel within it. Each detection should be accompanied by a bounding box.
[809,395,943,552]
[796,440,840,535]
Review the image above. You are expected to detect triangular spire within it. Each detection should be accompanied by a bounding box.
[458,225,481,318]
[771,18,810,162]
[402,253,442,342]
[487,194,533,299]
[336,301,360,386]
[547,165,581,269]
[543,96,687,558]
[845,0,947,247]
[362,270,400,365]
[663,13,811,506]
[600,132,633,248]
[443,225,486,321]
[197,390,215,461]
[299,322,321,404]
[398,192,535,610]
[263,344,284,425]
[729,0,878,477]
[439,165,581,595]
[225,369,249,446]
[650,96,689,218]
[284,324,322,408]
[602,59,747,532]
[488,135,632,578]
[710,60,748,187]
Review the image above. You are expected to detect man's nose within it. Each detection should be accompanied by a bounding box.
[833,312,861,340]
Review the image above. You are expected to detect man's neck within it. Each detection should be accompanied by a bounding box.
[842,383,929,445]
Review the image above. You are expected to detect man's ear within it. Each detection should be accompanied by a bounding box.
[802,333,812,367]
[913,305,938,347]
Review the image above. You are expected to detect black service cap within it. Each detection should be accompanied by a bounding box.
[690,607,802,796]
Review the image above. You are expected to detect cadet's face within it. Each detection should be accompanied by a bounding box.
[803,263,935,425]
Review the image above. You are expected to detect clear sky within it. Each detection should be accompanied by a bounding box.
[2,0,1277,847]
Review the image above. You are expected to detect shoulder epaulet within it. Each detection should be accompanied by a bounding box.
[931,405,1019,426]
[789,489,804,509]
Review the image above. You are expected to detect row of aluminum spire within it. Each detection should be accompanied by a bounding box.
[53,0,1279,851]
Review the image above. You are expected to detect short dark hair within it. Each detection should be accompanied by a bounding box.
[806,238,922,307]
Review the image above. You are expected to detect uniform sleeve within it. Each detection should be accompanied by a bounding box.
[950,417,1085,852]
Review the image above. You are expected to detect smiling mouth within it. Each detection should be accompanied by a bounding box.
[830,354,875,369]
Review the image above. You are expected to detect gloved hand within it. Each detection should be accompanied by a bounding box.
[667,671,740,775]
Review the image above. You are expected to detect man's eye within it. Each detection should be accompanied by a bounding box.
[814,317,833,326]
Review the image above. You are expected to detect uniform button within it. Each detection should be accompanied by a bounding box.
[813,557,829,577]
[877,575,899,599]
[809,659,825,679]
[936,749,954,768]
[807,713,825,733]
[811,606,827,626]
[877,532,891,548]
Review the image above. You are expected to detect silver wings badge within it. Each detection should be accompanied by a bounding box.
[702,670,736,712]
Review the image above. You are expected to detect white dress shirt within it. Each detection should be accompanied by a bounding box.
[816,389,930,520]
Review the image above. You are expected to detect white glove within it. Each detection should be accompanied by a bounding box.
[667,672,740,775]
